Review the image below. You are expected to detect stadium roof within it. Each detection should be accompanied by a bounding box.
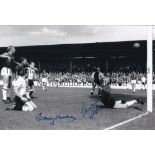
[0,40,147,62]
[0,26,149,47]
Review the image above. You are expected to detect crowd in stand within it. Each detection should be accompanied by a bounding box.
[37,71,147,86]
[33,62,147,85]
[45,72,92,85]
[0,63,150,86]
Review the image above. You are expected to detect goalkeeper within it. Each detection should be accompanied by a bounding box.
[90,68,144,108]
[97,77,145,109]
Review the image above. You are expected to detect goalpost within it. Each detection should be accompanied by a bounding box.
[147,26,153,112]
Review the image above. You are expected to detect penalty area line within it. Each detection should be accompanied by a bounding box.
[104,111,149,130]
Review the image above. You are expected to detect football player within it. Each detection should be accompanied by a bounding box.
[0,46,19,103]
[40,70,48,91]
[15,57,29,74]
[98,81,144,109]
[130,71,137,93]
[141,74,147,91]
[6,65,37,111]
[27,61,38,98]
[90,67,104,96]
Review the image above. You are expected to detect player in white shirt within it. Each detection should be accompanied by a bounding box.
[40,70,48,91]
[130,71,137,93]
[141,74,147,91]
[27,62,38,98]
[6,67,37,111]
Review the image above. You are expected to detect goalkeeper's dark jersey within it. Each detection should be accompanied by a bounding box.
[99,89,115,108]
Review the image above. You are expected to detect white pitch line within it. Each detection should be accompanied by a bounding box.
[104,111,149,130]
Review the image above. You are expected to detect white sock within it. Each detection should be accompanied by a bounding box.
[126,100,137,107]
[2,88,7,100]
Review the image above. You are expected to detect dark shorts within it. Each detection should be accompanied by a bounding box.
[28,79,34,87]
[14,96,25,111]
[105,97,116,108]
[100,94,115,108]
[94,79,102,86]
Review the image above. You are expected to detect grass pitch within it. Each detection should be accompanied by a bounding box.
[0,86,148,130]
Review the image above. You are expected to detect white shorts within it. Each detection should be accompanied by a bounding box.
[1,67,12,76]
[41,78,48,83]
[131,80,136,84]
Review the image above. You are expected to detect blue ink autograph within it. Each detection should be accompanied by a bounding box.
[80,101,103,119]
[36,112,77,125]
[35,101,103,125]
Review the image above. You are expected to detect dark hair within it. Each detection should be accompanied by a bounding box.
[17,68,28,76]
[19,57,27,63]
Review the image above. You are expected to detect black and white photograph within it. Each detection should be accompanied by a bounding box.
[0,25,153,130]
[1,1,155,155]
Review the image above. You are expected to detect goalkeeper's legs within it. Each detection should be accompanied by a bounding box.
[114,100,133,109]
[114,99,144,109]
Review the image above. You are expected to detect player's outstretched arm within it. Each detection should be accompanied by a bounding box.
[0,53,10,59]
[27,63,38,71]
[13,60,20,66]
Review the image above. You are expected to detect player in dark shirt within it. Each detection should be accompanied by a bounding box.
[90,67,104,96]
[0,46,19,103]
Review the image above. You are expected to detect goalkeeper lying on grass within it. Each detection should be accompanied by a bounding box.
[96,78,144,109]
[99,87,144,108]
[6,66,37,111]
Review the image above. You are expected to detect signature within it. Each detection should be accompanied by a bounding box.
[80,101,103,119]
[36,112,77,125]
[35,101,103,125]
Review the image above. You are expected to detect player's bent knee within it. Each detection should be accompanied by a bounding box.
[25,101,35,111]
[30,101,37,109]
[22,105,29,111]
